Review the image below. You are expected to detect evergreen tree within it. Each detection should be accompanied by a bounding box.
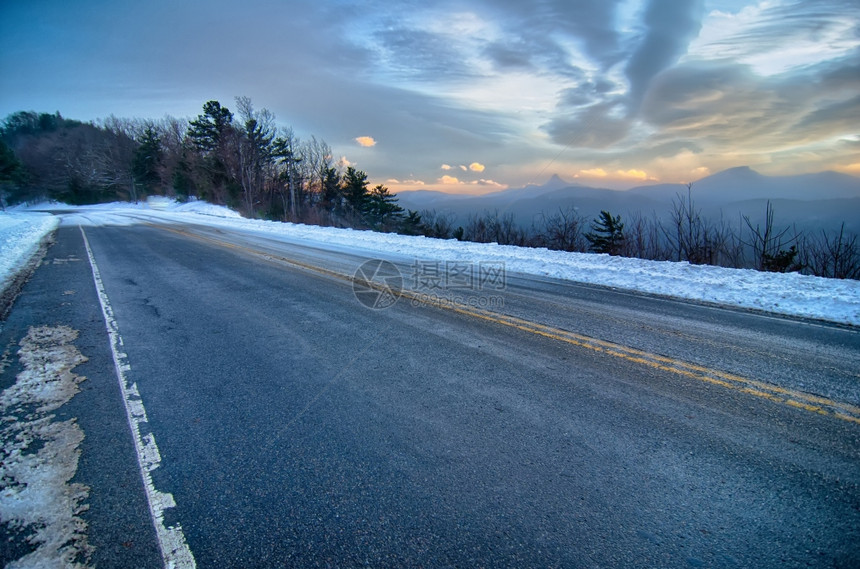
[187,100,233,152]
[0,139,24,208]
[363,184,404,229]
[235,97,276,216]
[171,156,194,201]
[762,245,802,273]
[399,210,424,235]
[132,126,163,195]
[342,167,369,214]
[186,100,237,206]
[586,210,625,255]
[272,131,302,219]
[319,166,341,212]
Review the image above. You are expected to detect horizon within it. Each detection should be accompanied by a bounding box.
[2,1,858,194]
[395,166,860,196]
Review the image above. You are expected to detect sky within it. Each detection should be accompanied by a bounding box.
[1,0,858,194]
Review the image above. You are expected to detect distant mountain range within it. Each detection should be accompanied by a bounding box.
[397,167,860,233]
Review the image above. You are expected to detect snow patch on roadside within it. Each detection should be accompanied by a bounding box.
[0,212,58,292]
[0,325,93,569]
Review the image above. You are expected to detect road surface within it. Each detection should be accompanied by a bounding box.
[1,216,858,568]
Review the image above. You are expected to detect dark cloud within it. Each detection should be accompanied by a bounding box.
[639,56,860,159]
[640,62,789,143]
[482,42,536,70]
[624,0,706,111]
[475,0,626,70]
[374,27,476,81]
[542,0,706,150]
[543,100,632,149]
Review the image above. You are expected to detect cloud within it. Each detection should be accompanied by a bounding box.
[373,23,478,82]
[439,175,461,185]
[469,162,486,172]
[471,179,506,188]
[482,0,625,71]
[337,156,353,168]
[2,0,856,192]
[838,162,860,175]
[355,136,377,147]
[579,168,608,177]
[687,0,860,76]
[624,0,706,111]
[640,62,799,147]
[545,101,632,148]
[616,169,653,180]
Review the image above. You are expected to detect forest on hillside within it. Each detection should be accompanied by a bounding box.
[1,98,857,279]
[0,98,417,234]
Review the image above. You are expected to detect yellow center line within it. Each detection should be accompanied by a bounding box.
[160,224,860,425]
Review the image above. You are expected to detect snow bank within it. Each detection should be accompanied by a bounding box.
[0,209,59,291]
[3,199,859,326]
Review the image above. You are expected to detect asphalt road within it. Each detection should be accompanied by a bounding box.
[1,219,858,568]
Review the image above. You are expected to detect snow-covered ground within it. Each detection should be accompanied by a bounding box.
[0,209,58,292]
[3,197,859,326]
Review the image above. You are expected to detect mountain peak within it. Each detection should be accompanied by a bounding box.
[543,174,571,190]
[707,166,763,181]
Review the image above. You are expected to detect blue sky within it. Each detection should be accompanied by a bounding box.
[1,0,858,193]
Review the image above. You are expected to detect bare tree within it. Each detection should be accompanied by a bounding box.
[742,201,801,272]
[538,207,587,252]
[91,117,142,200]
[623,210,665,259]
[802,224,860,279]
[420,209,456,239]
[464,211,528,245]
[661,183,724,264]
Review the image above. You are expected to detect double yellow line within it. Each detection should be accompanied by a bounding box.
[428,298,860,424]
[163,224,860,425]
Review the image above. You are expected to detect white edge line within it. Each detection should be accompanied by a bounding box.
[80,225,197,569]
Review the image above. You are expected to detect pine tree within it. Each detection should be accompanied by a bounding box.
[762,245,802,273]
[187,101,233,152]
[132,126,163,195]
[363,184,404,229]
[319,166,341,212]
[0,139,24,208]
[586,210,625,255]
[342,167,369,214]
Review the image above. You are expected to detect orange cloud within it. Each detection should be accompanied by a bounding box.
[355,136,376,147]
[469,162,486,172]
[837,162,860,175]
[439,175,462,184]
[579,168,608,177]
[441,164,453,170]
[616,169,651,180]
